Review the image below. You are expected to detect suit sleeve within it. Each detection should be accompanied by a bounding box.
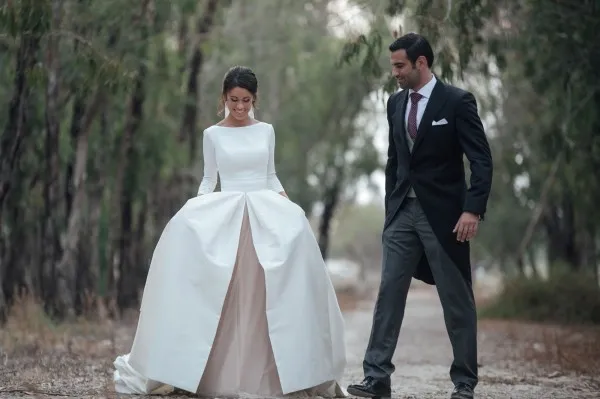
[384,94,398,213]
[456,92,493,218]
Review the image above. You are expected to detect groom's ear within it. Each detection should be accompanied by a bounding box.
[415,55,428,69]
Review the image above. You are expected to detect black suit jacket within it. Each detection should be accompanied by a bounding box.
[384,79,493,285]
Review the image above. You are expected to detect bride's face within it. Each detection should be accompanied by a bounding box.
[225,87,255,120]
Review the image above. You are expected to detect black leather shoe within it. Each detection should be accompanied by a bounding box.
[347,377,391,399]
[450,383,474,399]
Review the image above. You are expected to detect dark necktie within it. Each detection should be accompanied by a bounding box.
[407,92,423,140]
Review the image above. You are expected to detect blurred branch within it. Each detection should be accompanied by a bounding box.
[444,0,453,21]
[515,76,599,263]
[0,30,125,67]
[515,154,561,264]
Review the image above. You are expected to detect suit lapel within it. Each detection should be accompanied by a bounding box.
[393,90,410,156]
[412,80,448,154]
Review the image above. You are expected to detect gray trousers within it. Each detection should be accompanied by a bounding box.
[363,198,478,388]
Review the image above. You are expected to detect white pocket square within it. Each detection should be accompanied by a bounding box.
[432,118,448,126]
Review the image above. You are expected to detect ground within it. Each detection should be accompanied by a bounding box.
[342,287,598,399]
[0,286,598,398]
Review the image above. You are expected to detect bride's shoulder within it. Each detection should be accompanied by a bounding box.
[202,123,225,137]
[245,120,273,130]
[255,120,274,130]
[255,120,275,132]
[200,127,214,142]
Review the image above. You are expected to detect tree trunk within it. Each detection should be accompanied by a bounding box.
[0,16,41,221]
[41,0,64,312]
[117,179,136,309]
[0,6,42,316]
[516,154,560,268]
[180,0,220,164]
[2,207,28,312]
[318,180,342,260]
[526,246,540,278]
[544,198,582,272]
[134,198,149,289]
[177,14,188,64]
[515,256,525,277]
[54,89,106,318]
[580,221,597,276]
[114,1,151,310]
[65,96,85,220]
[86,109,110,300]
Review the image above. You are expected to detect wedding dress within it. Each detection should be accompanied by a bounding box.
[113,121,347,398]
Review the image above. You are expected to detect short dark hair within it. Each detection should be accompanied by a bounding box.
[218,66,258,114]
[389,33,434,68]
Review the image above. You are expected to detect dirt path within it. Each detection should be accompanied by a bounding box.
[0,287,597,398]
[341,286,597,399]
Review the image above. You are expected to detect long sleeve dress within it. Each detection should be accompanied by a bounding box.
[113,122,347,398]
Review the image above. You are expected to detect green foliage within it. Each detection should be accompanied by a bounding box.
[199,0,382,211]
[480,271,600,325]
[340,0,509,89]
[339,31,383,77]
[0,0,51,38]
[0,0,384,316]
[345,0,600,274]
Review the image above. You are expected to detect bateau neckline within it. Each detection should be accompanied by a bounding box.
[212,121,265,129]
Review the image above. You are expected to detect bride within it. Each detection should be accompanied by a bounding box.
[113,66,347,398]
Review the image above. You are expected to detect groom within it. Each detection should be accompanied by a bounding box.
[347,33,493,399]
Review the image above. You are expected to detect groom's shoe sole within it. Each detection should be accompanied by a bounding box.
[347,386,391,399]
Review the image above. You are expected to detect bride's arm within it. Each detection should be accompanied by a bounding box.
[267,125,286,196]
[197,130,218,195]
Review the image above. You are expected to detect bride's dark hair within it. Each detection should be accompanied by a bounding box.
[217,66,259,115]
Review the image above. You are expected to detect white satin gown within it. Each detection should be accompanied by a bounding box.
[113,122,347,398]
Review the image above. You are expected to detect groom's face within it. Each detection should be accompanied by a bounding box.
[390,49,419,90]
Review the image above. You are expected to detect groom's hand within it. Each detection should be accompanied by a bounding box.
[453,212,480,242]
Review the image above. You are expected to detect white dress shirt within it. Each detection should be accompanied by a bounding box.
[404,75,437,197]
[404,74,437,131]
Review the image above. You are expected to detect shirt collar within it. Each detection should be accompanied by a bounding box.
[409,75,437,99]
